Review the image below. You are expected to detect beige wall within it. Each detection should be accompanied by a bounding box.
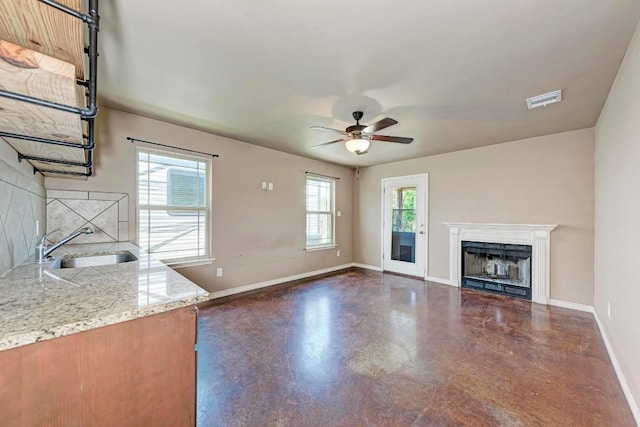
[40,109,597,306]
[354,128,595,305]
[595,21,640,416]
[45,108,354,292]
[0,138,46,273]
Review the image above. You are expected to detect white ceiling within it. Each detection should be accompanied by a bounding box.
[97,0,640,168]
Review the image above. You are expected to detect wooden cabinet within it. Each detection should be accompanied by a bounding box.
[0,306,198,426]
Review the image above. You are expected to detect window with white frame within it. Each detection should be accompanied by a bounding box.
[137,148,211,263]
[306,175,335,248]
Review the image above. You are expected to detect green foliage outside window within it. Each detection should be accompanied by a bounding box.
[392,187,416,232]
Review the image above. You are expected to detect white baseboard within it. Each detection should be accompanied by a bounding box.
[426,276,457,287]
[532,296,549,305]
[536,298,639,422]
[592,309,640,425]
[352,263,383,272]
[548,299,594,313]
[206,263,354,300]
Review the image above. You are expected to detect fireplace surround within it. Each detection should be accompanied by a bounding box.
[445,223,557,304]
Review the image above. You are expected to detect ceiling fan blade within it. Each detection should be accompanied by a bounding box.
[310,138,345,149]
[371,135,413,144]
[362,117,398,134]
[310,126,348,136]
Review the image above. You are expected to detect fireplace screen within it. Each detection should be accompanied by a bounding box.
[461,241,532,300]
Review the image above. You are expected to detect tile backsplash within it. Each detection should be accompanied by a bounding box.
[46,190,129,244]
[0,158,46,274]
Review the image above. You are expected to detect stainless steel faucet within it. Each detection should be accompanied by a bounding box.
[35,227,95,263]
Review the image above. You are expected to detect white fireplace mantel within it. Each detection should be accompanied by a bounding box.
[444,223,557,305]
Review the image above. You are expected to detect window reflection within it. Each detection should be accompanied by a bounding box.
[138,269,169,307]
[135,256,206,308]
[298,295,332,382]
[390,308,418,359]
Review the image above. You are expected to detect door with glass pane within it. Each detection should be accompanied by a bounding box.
[382,174,427,277]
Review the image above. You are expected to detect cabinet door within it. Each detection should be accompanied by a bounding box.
[0,306,198,427]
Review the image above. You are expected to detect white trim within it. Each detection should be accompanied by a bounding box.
[424,175,429,279]
[206,263,354,299]
[381,173,432,181]
[305,244,337,252]
[381,174,429,277]
[445,222,557,304]
[306,175,336,249]
[168,257,215,269]
[352,263,383,272]
[443,222,557,233]
[593,309,640,425]
[547,299,594,313]
[136,146,213,262]
[426,276,457,287]
[380,181,385,275]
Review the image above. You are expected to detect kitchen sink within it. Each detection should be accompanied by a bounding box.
[54,251,138,269]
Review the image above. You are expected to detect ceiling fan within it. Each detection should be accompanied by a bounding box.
[310,111,413,155]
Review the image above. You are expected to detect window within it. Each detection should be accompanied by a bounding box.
[306,175,335,249]
[137,148,211,263]
[392,187,416,232]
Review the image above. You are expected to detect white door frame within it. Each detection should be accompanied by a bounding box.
[380,173,429,279]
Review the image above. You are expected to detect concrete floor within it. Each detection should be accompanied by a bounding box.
[197,269,634,426]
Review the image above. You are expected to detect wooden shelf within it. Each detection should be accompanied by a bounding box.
[0,0,95,179]
[0,41,85,143]
[0,0,84,78]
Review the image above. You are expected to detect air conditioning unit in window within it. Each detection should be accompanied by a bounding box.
[167,168,205,216]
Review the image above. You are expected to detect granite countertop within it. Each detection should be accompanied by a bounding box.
[0,242,210,351]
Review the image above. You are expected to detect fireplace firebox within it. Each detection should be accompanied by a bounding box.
[461,241,532,300]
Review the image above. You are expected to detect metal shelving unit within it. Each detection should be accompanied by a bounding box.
[0,0,99,178]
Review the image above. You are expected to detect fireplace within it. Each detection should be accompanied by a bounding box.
[461,241,532,300]
[445,223,556,304]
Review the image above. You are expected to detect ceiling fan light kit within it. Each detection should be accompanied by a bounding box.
[345,138,370,154]
[311,111,413,155]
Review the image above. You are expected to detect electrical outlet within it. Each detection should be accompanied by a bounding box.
[262,182,267,191]
[216,267,223,277]
[268,182,274,191]
[337,211,342,217]
[337,249,340,257]
[607,302,611,319]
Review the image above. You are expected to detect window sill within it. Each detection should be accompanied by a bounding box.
[164,257,215,269]
[305,245,337,252]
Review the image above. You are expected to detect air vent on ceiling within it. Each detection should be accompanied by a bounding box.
[526,90,562,109]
